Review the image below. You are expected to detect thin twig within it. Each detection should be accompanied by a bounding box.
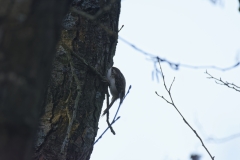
[106,111,115,135]
[95,85,132,143]
[205,70,240,92]
[156,59,215,160]
[207,132,240,143]
[79,85,131,158]
[106,90,115,135]
[94,117,120,144]
[118,25,124,32]
[169,77,175,92]
[113,85,131,121]
[195,117,240,143]
[119,36,240,72]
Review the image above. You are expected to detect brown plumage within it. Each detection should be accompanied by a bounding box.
[102,67,126,116]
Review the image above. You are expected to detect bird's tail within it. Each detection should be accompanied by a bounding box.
[102,99,116,116]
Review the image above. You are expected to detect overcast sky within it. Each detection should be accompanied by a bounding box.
[91,0,240,160]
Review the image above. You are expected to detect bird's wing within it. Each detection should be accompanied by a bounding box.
[112,67,126,102]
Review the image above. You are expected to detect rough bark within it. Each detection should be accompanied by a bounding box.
[0,0,71,160]
[34,0,121,160]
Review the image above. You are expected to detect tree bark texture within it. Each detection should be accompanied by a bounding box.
[34,0,121,160]
[0,0,71,160]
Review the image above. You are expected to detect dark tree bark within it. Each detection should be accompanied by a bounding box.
[34,0,121,160]
[0,0,71,160]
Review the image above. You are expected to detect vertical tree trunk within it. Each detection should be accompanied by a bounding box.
[0,0,71,160]
[34,0,121,160]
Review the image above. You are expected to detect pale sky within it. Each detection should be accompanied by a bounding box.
[91,0,240,160]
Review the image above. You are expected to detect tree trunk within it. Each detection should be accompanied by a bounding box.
[34,0,121,160]
[0,0,71,160]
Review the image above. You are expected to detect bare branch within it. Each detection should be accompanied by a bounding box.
[79,85,132,158]
[209,0,224,6]
[118,25,124,32]
[205,70,240,92]
[156,60,215,160]
[169,77,175,92]
[106,90,115,135]
[106,111,116,135]
[61,42,132,147]
[207,133,240,143]
[96,85,132,142]
[155,92,172,105]
[94,117,120,145]
[119,36,240,72]
[195,118,240,143]
[112,85,131,121]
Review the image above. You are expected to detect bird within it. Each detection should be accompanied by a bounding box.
[102,67,126,116]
